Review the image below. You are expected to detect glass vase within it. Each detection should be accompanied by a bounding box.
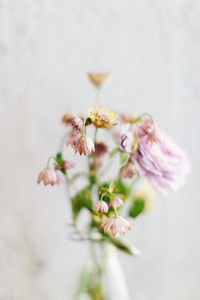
[76,241,131,300]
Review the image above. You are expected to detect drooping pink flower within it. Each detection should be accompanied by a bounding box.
[74,136,95,155]
[121,162,135,178]
[120,124,134,152]
[100,216,131,237]
[37,168,61,186]
[109,198,123,209]
[93,201,108,213]
[63,161,75,170]
[66,118,83,148]
[131,133,190,195]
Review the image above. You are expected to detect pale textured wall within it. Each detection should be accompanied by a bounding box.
[0,0,200,299]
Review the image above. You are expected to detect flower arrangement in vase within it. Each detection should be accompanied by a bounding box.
[37,73,189,300]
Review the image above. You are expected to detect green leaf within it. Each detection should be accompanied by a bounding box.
[56,152,63,164]
[120,152,129,166]
[71,187,93,222]
[109,147,120,158]
[129,198,145,218]
[104,234,140,256]
[85,117,92,126]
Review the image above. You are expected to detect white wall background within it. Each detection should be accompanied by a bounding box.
[0,0,200,299]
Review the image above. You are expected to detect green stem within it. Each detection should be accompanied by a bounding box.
[94,127,98,171]
[110,198,119,218]
[46,156,57,168]
[81,118,86,137]
[88,127,99,189]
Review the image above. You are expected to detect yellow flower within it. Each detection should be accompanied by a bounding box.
[89,105,118,128]
[88,73,111,88]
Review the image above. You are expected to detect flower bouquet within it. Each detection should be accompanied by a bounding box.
[37,73,189,300]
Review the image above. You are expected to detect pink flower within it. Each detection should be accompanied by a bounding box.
[74,136,95,155]
[132,133,190,195]
[137,119,157,143]
[66,118,83,148]
[120,124,134,152]
[100,216,131,237]
[71,117,83,133]
[37,168,61,185]
[93,201,108,213]
[109,198,123,209]
[121,162,135,178]
[63,161,75,170]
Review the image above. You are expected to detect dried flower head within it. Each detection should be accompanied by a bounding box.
[71,117,83,133]
[100,216,131,237]
[74,136,95,155]
[37,168,61,185]
[109,198,123,209]
[89,105,117,128]
[62,112,77,125]
[93,201,108,213]
[88,72,111,88]
[95,141,108,157]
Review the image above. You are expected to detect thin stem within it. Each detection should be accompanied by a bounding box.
[94,127,98,144]
[46,156,57,168]
[93,127,98,171]
[110,198,119,218]
[81,118,86,137]
[88,127,99,188]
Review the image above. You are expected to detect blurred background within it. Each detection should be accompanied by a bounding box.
[0,0,200,299]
